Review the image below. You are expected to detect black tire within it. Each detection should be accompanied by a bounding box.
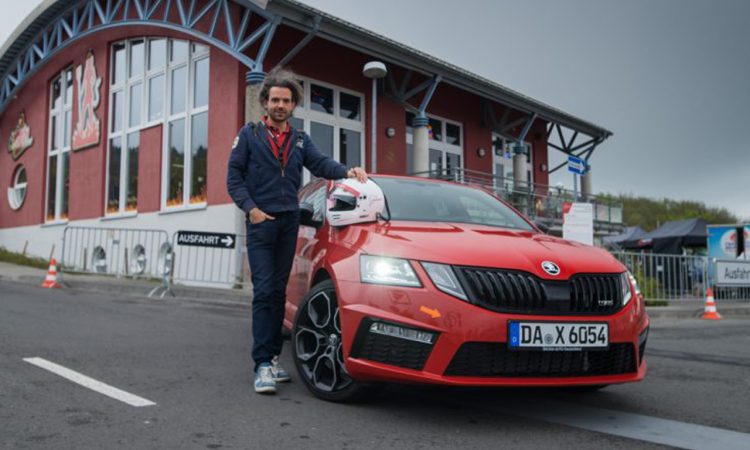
[292,279,383,402]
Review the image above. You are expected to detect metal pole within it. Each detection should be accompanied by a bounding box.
[371,77,377,173]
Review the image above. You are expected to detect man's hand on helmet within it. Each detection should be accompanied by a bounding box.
[346,166,368,183]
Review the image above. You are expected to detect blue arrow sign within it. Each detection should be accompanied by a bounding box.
[567,155,587,175]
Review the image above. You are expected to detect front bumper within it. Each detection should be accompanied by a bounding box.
[336,278,649,387]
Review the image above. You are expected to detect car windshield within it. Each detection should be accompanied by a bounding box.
[372,177,534,231]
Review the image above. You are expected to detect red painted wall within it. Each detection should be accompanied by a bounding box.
[0,25,243,229]
[531,120,550,189]
[263,34,498,178]
[207,49,244,206]
[0,12,560,231]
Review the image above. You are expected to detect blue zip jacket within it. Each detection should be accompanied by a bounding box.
[226,121,347,215]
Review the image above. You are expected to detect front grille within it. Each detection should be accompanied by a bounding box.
[445,342,637,377]
[350,319,434,371]
[454,266,622,315]
[570,275,622,314]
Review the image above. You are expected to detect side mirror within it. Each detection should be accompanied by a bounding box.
[300,202,323,228]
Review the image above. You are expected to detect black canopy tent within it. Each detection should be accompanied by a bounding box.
[603,226,647,248]
[622,218,707,254]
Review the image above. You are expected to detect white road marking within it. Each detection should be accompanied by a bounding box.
[23,357,156,407]
[499,399,750,450]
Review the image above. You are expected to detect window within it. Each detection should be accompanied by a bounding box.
[107,38,209,214]
[405,112,463,179]
[292,78,364,183]
[46,68,73,222]
[164,41,209,208]
[107,40,142,214]
[7,164,27,210]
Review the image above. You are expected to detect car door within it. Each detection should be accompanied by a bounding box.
[285,180,328,327]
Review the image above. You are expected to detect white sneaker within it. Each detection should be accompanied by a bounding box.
[271,356,291,383]
[254,363,276,394]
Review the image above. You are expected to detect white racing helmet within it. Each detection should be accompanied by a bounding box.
[326,178,385,227]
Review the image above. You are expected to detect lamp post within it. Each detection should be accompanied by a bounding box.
[363,61,387,174]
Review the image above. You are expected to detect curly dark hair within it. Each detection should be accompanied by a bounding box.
[258,68,303,105]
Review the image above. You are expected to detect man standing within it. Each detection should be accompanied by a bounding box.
[227,68,367,394]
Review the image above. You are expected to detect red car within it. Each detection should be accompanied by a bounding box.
[285,175,649,402]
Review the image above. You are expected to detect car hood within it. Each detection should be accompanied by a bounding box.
[334,221,624,279]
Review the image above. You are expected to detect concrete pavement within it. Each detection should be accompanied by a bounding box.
[2,280,750,449]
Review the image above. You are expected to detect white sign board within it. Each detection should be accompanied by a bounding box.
[716,260,750,285]
[563,203,594,246]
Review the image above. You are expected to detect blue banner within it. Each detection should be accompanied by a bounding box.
[707,225,741,260]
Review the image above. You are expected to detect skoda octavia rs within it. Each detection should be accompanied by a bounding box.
[284,175,648,401]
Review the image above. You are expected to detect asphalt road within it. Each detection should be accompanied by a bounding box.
[2,280,749,449]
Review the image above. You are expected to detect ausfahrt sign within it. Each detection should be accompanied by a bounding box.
[716,260,750,285]
[176,231,235,249]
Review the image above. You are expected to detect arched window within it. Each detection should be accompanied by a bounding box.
[7,164,27,210]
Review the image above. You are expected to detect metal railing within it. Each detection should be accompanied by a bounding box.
[409,168,624,228]
[61,226,749,303]
[148,231,250,298]
[169,233,246,286]
[612,251,710,301]
[61,226,171,280]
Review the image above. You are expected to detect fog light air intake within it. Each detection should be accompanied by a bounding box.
[350,318,438,371]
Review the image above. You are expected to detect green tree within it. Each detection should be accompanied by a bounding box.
[601,194,738,230]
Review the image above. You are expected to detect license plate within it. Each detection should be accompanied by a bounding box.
[508,321,608,351]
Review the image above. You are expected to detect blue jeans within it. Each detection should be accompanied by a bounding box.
[246,210,300,371]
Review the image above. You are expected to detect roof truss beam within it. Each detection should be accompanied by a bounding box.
[0,0,278,113]
[385,69,442,118]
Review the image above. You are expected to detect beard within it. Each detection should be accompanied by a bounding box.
[268,107,291,123]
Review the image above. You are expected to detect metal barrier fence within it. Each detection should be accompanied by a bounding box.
[612,251,708,301]
[611,251,750,301]
[62,227,747,303]
[148,230,250,298]
[61,226,171,279]
[168,231,246,286]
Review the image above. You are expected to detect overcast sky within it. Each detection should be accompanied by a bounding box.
[1,0,748,219]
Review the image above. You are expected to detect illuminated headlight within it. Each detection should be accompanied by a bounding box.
[621,271,634,306]
[369,321,436,344]
[422,262,468,301]
[360,255,421,287]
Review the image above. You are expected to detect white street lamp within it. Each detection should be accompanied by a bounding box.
[363,61,387,174]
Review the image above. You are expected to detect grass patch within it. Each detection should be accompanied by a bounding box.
[645,300,669,307]
[0,247,50,270]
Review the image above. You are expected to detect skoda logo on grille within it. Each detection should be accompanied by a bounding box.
[541,261,560,276]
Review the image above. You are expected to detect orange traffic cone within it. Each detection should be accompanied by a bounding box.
[700,287,721,320]
[41,258,61,289]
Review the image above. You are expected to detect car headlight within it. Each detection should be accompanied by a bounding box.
[621,271,633,306]
[422,262,468,301]
[360,255,421,287]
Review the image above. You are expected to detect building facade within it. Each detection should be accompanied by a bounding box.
[0,0,619,283]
